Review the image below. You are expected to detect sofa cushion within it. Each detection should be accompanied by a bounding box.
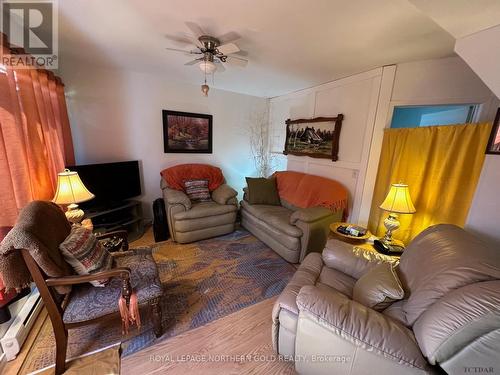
[184,179,211,202]
[398,224,500,325]
[241,211,301,257]
[59,226,113,287]
[353,262,404,311]
[323,239,397,279]
[63,248,162,324]
[175,211,237,232]
[245,177,281,205]
[240,200,302,237]
[296,285,430,370]
[413,280,500,365]
[174,201,237,220]
[317,266,356,298]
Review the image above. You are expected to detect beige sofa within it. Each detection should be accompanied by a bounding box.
[272,224,500,374]
[240,182,344,263]
[161,178,238,243]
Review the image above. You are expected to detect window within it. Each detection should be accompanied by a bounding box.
[390,104,478,129]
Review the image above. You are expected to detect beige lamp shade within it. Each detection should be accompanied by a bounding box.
[380,183,416,214]
[53,169,95,205]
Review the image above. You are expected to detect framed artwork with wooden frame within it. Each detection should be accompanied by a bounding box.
[284,114,344,161]
[486,108,500,155]
[163,110,213,153]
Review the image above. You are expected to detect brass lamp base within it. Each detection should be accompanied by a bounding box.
[382,212,400,244]
[65,203,85,224]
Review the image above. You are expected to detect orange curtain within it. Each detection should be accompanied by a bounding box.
[0,33,74,226]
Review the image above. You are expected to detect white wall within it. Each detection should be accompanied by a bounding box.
[269,68,390,223]
[455,26,500,244]
[455,25,500,99]
[60,61,268,218]
[269,56,497,227]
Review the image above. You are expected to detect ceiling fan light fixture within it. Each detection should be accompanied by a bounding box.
[198,60,217,74]
[201,83,210,96]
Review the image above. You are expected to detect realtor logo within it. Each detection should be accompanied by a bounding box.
[0,0,58,69]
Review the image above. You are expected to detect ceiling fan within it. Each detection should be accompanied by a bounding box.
[165,22,248,95]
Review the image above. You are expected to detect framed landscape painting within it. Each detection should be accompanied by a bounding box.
[163,110,213,153]
[486,108,500,155]
[284,114,344,161]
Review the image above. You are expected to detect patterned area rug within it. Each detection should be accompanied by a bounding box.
[21,229,296,374]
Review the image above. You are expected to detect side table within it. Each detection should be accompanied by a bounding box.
[329,223,404,259]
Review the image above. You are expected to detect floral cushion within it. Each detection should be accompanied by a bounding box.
[63,248,162,324]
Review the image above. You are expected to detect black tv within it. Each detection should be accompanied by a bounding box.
[66,160,141,209]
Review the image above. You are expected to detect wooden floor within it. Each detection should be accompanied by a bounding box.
[122,297,296,375]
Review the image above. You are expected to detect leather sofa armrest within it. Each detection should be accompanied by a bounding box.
[323,239,397,279]
[163,187,191,210]
[290,206,333,224]
[296,285,428,370]
[212,184,238,205]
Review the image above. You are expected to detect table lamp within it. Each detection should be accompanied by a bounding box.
[53,169,95,224]
[379,183,416,244]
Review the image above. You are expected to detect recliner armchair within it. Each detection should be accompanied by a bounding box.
[160,165,238,243]
[272,224,500,374]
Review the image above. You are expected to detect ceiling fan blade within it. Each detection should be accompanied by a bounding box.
[216,31,240,44]
[234,49,249,57]
[165,33,203,48]
[165,47,201,55]
[226,55,248,67]
[185,21,205,38]
[184,58,202,66]
[218,42,240,55]
[214,61,226,72]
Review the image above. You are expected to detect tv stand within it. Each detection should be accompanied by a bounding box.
[84,200,145,241]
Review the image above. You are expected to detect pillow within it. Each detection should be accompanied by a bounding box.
[59,226,113,287]
[245,177,281,205]
[353,262,404,311]
[184,179,211,202]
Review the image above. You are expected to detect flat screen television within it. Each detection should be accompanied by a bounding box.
[66,160,141,209]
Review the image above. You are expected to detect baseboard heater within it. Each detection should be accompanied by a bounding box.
[0,289,43,361]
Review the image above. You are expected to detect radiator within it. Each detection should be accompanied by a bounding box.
[0,288,43,361]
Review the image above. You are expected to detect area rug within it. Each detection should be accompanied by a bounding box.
[21,229,296,374]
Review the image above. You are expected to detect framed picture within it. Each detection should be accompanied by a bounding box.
[486,108,500,155]
[163,110,213,153]
[283,114,344,161]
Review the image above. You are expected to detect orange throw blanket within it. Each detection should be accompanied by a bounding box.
[161,164,224,192]
[274,171,348,217]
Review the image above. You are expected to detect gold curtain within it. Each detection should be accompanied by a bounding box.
[368,123,492,244]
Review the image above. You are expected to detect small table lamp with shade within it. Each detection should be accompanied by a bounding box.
[379,183,416,244]
[53,169,95,224]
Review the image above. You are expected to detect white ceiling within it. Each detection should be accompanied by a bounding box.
[57,0,462,98]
